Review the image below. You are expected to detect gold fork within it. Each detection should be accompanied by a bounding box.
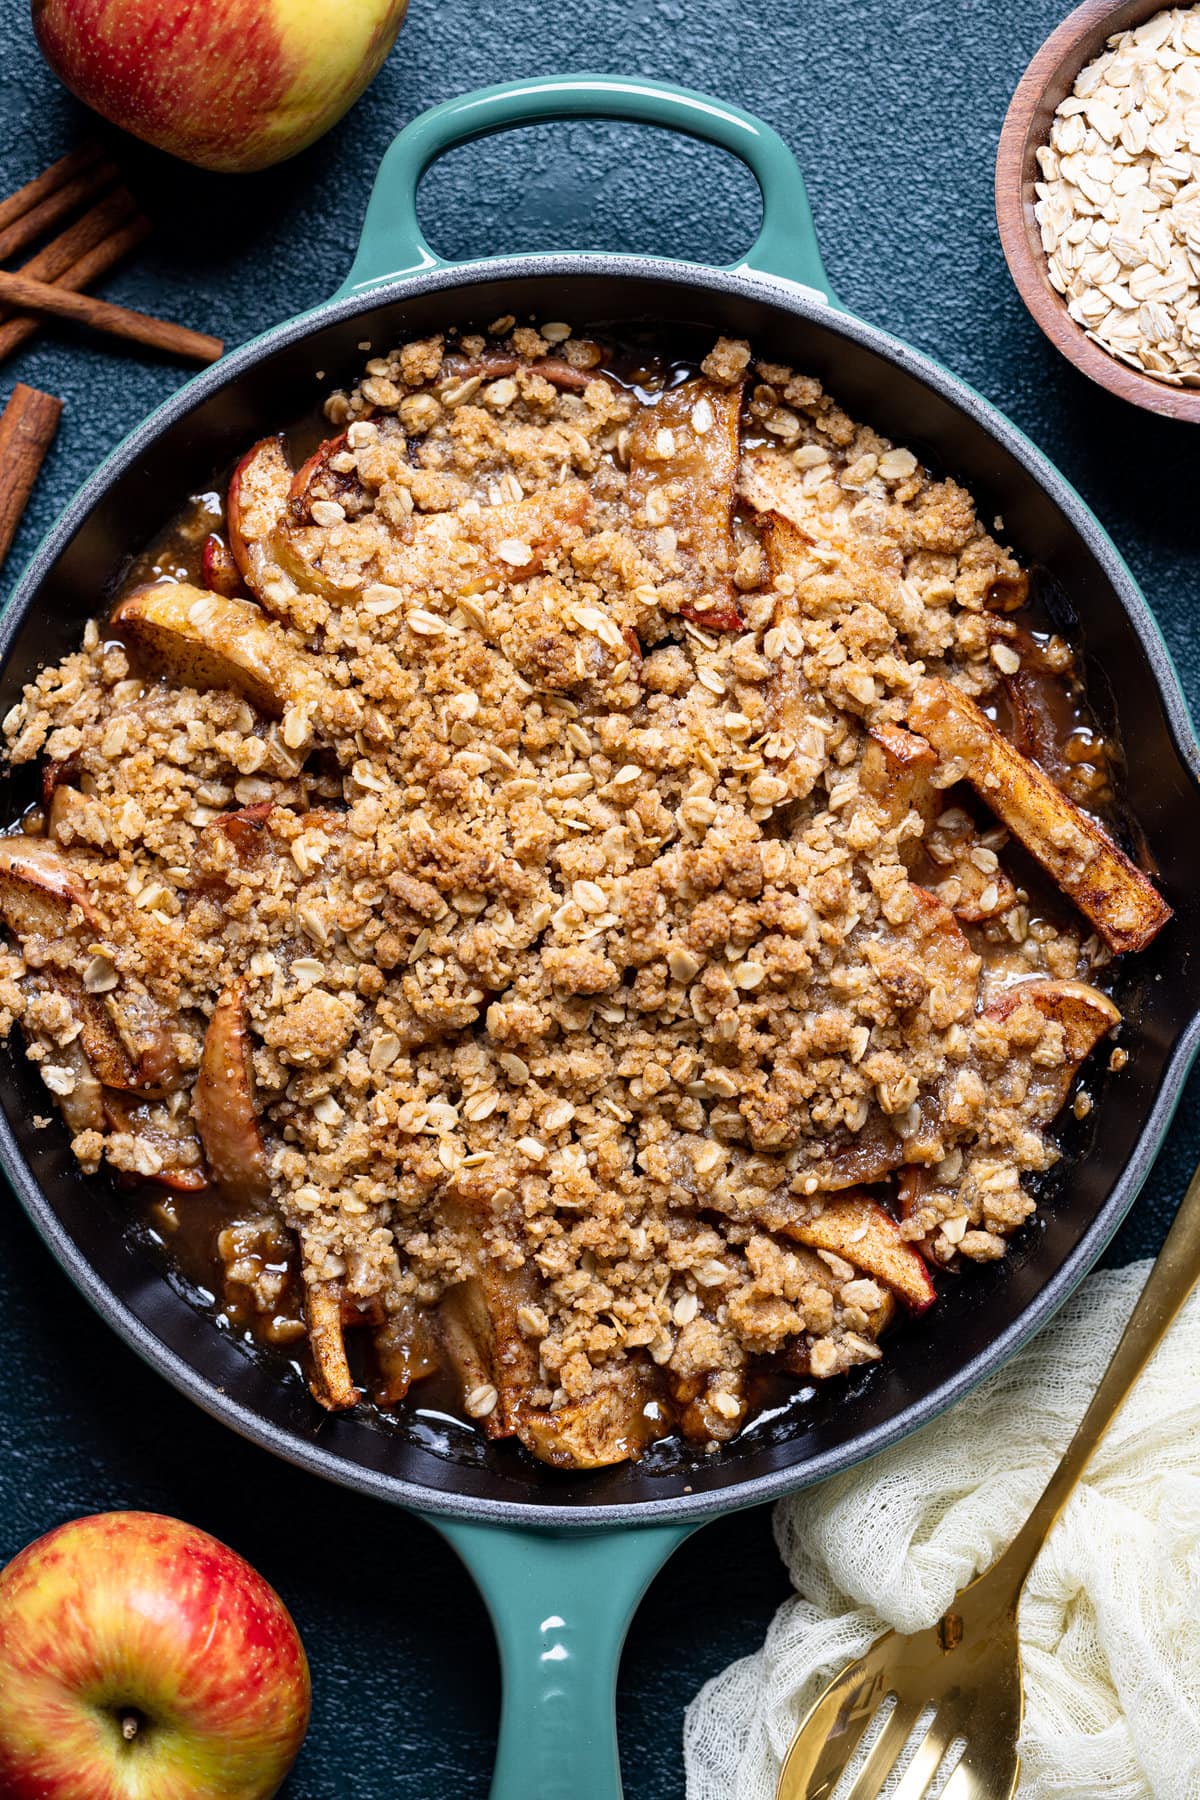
[776,1152,1200,1800]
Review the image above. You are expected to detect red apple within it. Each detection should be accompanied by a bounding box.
[31,0,409,173]
[0,1512,310,1798]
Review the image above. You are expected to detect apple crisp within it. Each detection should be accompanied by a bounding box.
[0,324,1170,1469]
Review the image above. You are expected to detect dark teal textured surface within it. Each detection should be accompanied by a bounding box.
[0,3,1198,1794]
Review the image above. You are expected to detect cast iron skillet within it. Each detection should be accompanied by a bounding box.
[2,77,1199,1800]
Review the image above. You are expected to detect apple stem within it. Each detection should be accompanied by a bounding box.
[121,1712,140,1743]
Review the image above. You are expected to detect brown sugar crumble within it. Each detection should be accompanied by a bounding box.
[0,327,1170,1469]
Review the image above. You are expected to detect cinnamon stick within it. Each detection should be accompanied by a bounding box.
[0,144,103,237]
[0,188,137,301]
[0,270,222,365]
[0,195,150,363]
[0,159,120,264]
[0,385,62,573]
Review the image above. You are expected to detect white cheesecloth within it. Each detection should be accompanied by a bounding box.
[683,1262,1200,1800]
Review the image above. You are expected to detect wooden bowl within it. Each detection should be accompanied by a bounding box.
[996,0,1200,422]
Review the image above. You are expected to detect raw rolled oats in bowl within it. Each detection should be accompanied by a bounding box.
[997,0,1200,418]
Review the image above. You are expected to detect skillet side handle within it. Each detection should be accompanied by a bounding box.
[336,74,836,301]
[423,1513,697,1800]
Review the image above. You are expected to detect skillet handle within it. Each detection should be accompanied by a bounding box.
[337,74,836,300]
[423,1513,696,1800]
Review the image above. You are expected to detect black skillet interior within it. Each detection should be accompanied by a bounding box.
[2,263,1199,1523]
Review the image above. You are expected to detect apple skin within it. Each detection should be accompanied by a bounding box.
[32,0,409,173]
[0,1511,310,1799]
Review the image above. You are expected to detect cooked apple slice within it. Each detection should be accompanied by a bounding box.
[305,1277,359,1411]
[989,976,1121,1061]
[201,533,241,598]
[517,1364,660,1469]
[190,801,278,894]
[739,444,819,533]
[436,1192,545,1437]
[628,376,744,628]
[209,799,275,858]
[669,1366,747,1445]
[985,976,1120,1117]
[25,960,178,1099]
[194,985,270,1210]
[860,722,938,852]
[923,805,1017,923]
[782,1193,936,1312]
[811,1120,909,1191]
[40,755,79,811]
[440,349,599,393]
[461,483,593,593]
[288,432,360,524]
[102,1089,209,1191]
[111,582,319,718]
[908,678,1171,954]
[439,1258,543,1440]
[46,783,101,848]
[0,837,102,938]
[757,507,816,586]
[34,1033,105,1136]
[742,448,875,574]
[71,984,144,1089]
[868,884,979,1023]
[227,434,293,604]
[371,1300,440,1408]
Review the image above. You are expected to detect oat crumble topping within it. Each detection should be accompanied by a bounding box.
[0,327,1169,1469]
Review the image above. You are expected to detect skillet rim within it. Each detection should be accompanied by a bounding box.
[2,252,1199,1528]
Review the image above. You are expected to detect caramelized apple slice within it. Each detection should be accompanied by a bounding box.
[463,483,591,591]
[227,435,293,604]
[274,475,591,605]
[194,985,270,1210]
[305,1278,359,1411]
[22,956,177,1100]
[810,1120,910,1192]
[628,376,744,628]
[517,1364,661,1469]
[782,1244,896,1377]
[371,1300,440,1408]
[0,837,102,937]
[201,533,241,598]
[908,678,1171,954]
[41,755,80,811]
[739,445,818,532]
[985,977,1120,1117]
[53,1036,106,1130]
[288,433,359,523]
[669,1367,748,1445]
[757,507,815,585]
[102,1089,208,1191]
[908,884,980,1020]
[782,1193,936,1312]
[860,722,938,857]
[746,454,909,622]
[435,1192,545,1437]
[47,783,102,848]
[438,1255,543,1440]
[111,583,319,718]
[440,349,599,393]
[865,884,979,1024]
[924,806,1016,923]
[57,977,148,1091]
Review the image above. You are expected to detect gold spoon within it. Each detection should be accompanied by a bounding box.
[775,1154,1200,1800]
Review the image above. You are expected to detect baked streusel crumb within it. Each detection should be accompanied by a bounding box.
[0,328,1169,1467]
